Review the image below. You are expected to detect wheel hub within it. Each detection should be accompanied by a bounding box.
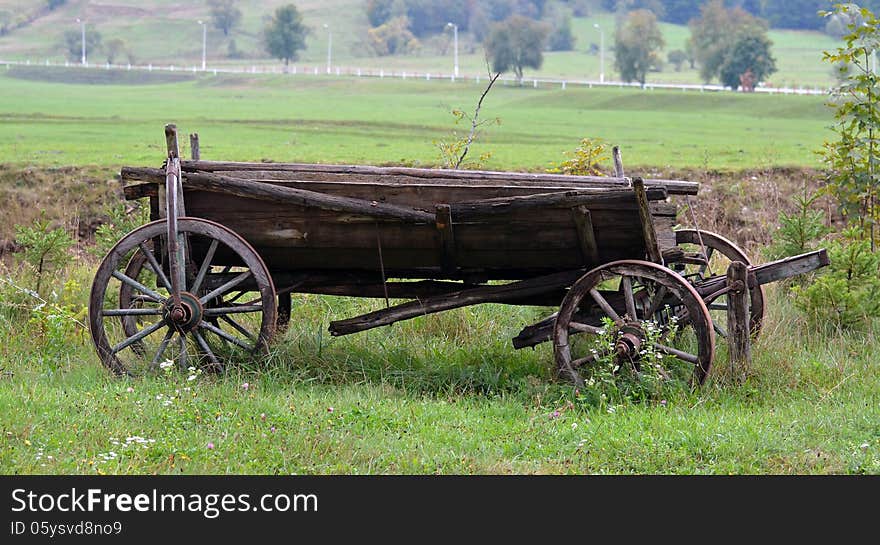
[163,292,203,332]
[614,323,645,360]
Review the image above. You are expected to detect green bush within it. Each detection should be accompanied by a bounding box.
[793,228,880,329]
[14,214,74,295]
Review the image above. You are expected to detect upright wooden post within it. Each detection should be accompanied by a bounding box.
[612,146,625,178]
[632,177,662,264]
[726,260,751,380]
[190,133,200,160]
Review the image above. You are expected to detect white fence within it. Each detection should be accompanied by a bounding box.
[0,58,830,96]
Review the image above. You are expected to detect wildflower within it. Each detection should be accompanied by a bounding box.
[187,374,197,381]
[241,382,250,391]
[260,413,266,421]
[126,387,134,393]
[660,400,667,407]
[159,360,173,370]
[549,410,561,419]
[207,442,214,450]
[327,407,334,413]
[571,422,578,430]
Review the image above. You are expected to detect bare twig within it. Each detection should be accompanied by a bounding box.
[454,60,502,170]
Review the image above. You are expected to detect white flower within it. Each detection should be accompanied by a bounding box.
[159,360,173,370]
[187,374,197,381]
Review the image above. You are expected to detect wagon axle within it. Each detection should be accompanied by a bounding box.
[163,292,203,332]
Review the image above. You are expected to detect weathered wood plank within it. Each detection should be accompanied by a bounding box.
[182,170,435,223]
[328,269,585,336]
[612,146,625,178]
[435,204,456,274]
[726,260,751,379]
[179,159,700,195]
[449,187,667,220]
[190,133,200,161]
[633,177,662,263]
[695,249,830,297]
[572,206,599,266]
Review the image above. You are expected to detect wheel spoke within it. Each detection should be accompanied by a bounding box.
[708,303,728,311]
[204,305,262,316]
[150,328,175,367]
[112,270,165,303]
[192,330,222,369]
[645,285,668,318]
[654,342,699,364]
[190,238,220,295]
[224,290,247,304]
[200,271,252,304]
[178,333,187,370]
[137,242,172,292]
[199,320,254,351]
[714,323,728,338]
[111,319,167,354]
[589,288,622,323]
[569,321,604,335]
[622,276,637,320]
[102,308,162,317]
[699,246,716,276]
[571,347,611,368]
[219,315,257,343]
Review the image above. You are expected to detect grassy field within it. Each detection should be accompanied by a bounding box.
[0,66,877,475]
[0,66,831,170]
[0,1,843,88]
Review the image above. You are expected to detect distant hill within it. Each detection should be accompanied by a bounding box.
[0,0,843,88]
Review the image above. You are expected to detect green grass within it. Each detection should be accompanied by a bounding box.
[0,262,878,474]
[0,2,843,88]
[0,67,832,170]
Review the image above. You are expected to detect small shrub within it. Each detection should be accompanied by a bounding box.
[91,202,148,259]
[14,214,74,295]
[766,188,829,262]
[793,227,880,330]
[547,137,610,176]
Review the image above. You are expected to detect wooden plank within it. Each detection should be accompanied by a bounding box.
[179,160,701,195]
[182,170,434,223]
[695,249,830,297]
[328,269,585,336]
[449,187,667,220]
[435,204,456,274]
[572,206,599,266]
[726,260,751,380]
[633,177,662,263]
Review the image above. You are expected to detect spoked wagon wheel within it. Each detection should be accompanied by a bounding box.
[553,260,716,387]
[672,229,765,338]
[90,218,277,376]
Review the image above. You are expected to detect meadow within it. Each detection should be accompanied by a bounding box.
[0,68,877,475]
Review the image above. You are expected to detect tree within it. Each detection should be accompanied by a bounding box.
[718,28,777,91]
[613,9,665,85]
[667,49,687,71]
[104,38,126,64]
[484,15,550,84]
[63,28,101,63]
[263,4,309,70]
[547,15,576,51]
[821,4,880,249]
[688,0,766,84]
[367,15,420,56]
[207,0,242,37]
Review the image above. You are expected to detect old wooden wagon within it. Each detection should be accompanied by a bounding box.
[89,125,829,385]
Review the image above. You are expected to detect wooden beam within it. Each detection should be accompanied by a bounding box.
[572,205,599,266]
[435,204,456,274]
[179,160,701,195]
[726,260,751,381]
[633,177,662,263]
[695,249,830,298]
[451,187,667,220]
[181,170,435,223]
[328,269,584,336]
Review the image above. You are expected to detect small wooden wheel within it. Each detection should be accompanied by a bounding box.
[672,229,765,338]
[90,218,276,376]
[554,260,716,386]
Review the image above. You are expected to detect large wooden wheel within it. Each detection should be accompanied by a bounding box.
[672,229,765,338]
[89,218,277,376]
[553,260,716,387]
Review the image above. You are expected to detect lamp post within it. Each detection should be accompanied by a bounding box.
[446,22,459,78]
[594,23,604,83]
[198,20,207,71]
[323,23,332,74]
[76,18,86,65]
